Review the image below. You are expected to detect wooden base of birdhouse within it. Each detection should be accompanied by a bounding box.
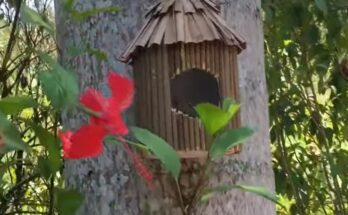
[143,157,205,210]
[175,146,241,159]
[142,146,241,160]
[142,149,242,212]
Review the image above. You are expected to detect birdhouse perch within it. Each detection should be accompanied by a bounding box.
[119,0,246,159]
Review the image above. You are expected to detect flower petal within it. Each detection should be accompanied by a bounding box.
[61,125,107,159]
[58,130,73,157]
[108,72,134,111]
[103,110,129,136]
[80,88,106,113]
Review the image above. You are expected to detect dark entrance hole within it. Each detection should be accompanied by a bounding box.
[171,68,221,117]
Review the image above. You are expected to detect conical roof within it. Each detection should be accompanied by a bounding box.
[119,0,246,63]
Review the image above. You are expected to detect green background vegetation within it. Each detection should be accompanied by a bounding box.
[0,0,347,214]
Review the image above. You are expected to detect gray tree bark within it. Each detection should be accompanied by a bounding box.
[54,0,275,214]
[193,1,276,214]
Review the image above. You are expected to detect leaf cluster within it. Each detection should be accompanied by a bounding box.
[264,0,348,214]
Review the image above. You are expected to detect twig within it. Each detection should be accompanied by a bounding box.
[1,0,22,98]
[186,159,211,213]
[275,124,306,215]
[5,211,47,215]
[48,114,59,215]
[1,0,21,75]
[0,173,40,214]
[175,180,186,215]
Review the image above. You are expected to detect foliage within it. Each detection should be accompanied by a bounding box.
[201,185,281,206]
[3,0,341,214]
[209,127,253,160]
[263,0,348,214]
[0,0,59,214]
[177,99,277,213]
[1,1,179,214]
[0,0,122,214]
[0,96,38,115]
[38,53,79,110]
[131,126,181,179]
[194,101,239,135]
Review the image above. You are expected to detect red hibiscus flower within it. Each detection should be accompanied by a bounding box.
[59,124,108,159]
[108,72,134,111]
[80,72,134,136]
[59,71,134,159]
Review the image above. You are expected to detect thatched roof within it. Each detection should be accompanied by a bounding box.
[119,0,246,63]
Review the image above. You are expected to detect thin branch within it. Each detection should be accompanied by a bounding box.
[1,0,22,98]
[5,211,47,215]
[275,127,306,215]
[175,180,186,215]
[0,173,40,214]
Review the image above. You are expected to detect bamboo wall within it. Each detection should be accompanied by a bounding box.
[132,41,240,158]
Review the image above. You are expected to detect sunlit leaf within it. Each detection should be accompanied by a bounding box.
[38,53,79,110]
[209,128,253,159]
[222,98,240,119]
[0,113,28,152]
[0,160,13,178]
[20,4,54,34]
[0,96,38,115]
[131,127,181,179]
[32,125,62,175]
[195,103,230,136]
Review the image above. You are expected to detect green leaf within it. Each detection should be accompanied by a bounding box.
[68,44,107,60]
[86,47,107,61]
[55,188,84,215]
[67,44,87,57]
[131,127,181,179]
[222,98,240,119]
[315,0,328,15]
[222,97,234,112]
[104,135,121,145]
[236,185,280,204]
[201,184,281,206]
[63,0,75,11]
[0,113,28,152]
[38,53,79,110]
[32,125,62,175]
[70,6,120,21]
[209,128,254,160]
[0,160,13,178]
[37,156,52,180]
[195,103,230,135]
[0,96,38,115]
[343,126,348,141]
[20,4,54,34]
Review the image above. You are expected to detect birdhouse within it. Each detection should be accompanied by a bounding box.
[119,0,246,159]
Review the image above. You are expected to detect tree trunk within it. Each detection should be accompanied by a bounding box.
[193,0,276,214]
[54,0,275,214]
[54,1,155,214]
